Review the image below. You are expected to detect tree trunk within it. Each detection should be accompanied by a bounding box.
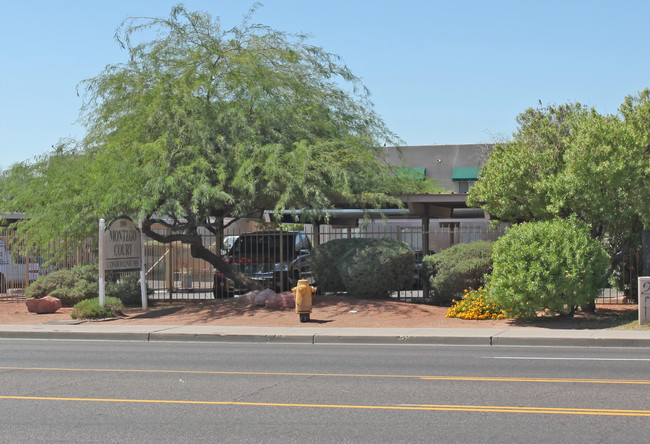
[141,220,263,292]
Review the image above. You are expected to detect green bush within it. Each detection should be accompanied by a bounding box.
[71,297,124,320]
[312,238,414,298]
[105,273,147,306]
[341,238,414,298]
[26,264,99,306]
[27,264,147,307]
[311,238,367,292]
[422,241,494,304]
[489,218,610,318]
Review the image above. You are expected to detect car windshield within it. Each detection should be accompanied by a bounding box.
[231,234,297,261]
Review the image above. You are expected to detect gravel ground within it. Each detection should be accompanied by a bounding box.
[0,294,639,329]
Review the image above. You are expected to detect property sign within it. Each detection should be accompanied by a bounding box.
[103,216,142,271]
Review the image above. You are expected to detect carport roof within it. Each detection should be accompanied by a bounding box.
[271,193,485,222]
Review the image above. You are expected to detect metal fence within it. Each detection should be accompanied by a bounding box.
[1,223,640,305]
[143,222,507,301]
[0,229,95,301]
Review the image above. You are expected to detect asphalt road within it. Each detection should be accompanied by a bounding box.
[1,340,649,443]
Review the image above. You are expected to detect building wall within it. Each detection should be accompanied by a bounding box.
[383,144,493,192]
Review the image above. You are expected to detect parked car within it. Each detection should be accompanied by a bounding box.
[214,230,312,297]
[220,235,239,257]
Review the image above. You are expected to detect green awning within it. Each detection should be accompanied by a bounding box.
[396,167,426,180]
[452,167,481,181]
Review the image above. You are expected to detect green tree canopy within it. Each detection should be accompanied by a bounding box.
[468,92,650,278]
[1,5,440,289]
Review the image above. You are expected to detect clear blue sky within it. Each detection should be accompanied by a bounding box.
[2,0,649,170]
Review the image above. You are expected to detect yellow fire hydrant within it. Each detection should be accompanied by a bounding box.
[292,279,317,323]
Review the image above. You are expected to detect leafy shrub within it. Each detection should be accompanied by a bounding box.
[446,287,508,320]
[26,264,99,306]
[489,218,610,318]
[71,297,124,320]
[311,238,415,298]
[27,264,147,307]
[421,241,494,304]
[105,273,147,306]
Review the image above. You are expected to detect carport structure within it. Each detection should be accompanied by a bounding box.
[274,193,485,252]
[272,193,487,299]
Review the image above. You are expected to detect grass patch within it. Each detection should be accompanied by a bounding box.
[607,310,650,330]
[508,305,646,330]
[71,297,124,320]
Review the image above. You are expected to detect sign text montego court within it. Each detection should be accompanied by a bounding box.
[103,216,142,271]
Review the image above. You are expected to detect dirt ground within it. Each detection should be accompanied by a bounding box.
[0,294,640,330]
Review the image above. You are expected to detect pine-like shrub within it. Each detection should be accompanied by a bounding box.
[340,238,414,298]
[311,238,415,297]
[311,238,367,292]
[489,218,610,318]
[421,241,494,304]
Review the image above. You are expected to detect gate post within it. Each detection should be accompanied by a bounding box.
[642,227,650,276]
[98,219,105,307]
[422,216,430,300]
[639,277,650,325]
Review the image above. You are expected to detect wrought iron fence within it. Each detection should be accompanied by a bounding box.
[1,223,640,305]
[0,229,95,300]
[143,222,507,301]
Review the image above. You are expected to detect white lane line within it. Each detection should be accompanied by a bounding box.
[488,357,650,361]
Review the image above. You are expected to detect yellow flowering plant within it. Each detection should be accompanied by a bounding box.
[446,287,509,320]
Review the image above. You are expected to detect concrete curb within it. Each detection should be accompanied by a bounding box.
[1,324,650,347]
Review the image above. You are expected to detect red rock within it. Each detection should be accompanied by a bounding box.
[25,296,62,314]
[238,293,255,306]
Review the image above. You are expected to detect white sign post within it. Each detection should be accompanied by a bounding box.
[99,216,146,309]
[99,219,106,307]
[639,277,650,326]
[138,219,147,310]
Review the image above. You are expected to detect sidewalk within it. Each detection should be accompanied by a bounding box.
[2,323,650,347]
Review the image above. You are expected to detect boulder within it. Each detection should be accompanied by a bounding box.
[240,288,277,307]
[255,289,275,306]
[265,291,295,310]
[25,296,62,314]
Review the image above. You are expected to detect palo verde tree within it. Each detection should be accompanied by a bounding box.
[468,92,650,298]
[1,5,440,289]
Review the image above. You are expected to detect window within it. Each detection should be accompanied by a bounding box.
[457,181,475,193]
[452,167,480,193]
